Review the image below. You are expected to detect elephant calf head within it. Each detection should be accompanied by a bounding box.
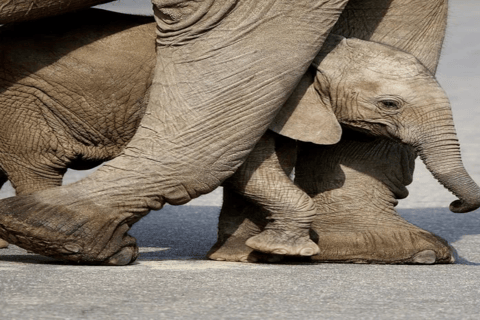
[271,35,480,214]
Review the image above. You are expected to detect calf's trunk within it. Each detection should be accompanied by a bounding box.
[414,108,480,213]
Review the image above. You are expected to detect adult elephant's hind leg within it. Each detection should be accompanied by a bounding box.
[208,191,264,262]
[296,136,455,264]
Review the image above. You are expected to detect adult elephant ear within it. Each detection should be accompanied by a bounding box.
[269,36,344,145]
[0,0,116,24]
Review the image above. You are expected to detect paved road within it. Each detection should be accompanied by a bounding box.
[1,0,480,319]
[1,206,480,319]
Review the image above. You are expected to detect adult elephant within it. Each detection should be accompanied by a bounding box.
[0,10,466,263]
[0,0,478,265]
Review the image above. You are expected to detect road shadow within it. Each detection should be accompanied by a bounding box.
[1,205,479,265]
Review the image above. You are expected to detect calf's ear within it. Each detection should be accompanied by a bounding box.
[269,69,341,145]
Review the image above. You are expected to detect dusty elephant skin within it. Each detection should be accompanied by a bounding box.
[296,137,455,264]
[209,0,473,264]
[0,0,478,265]
[0,11,464,261]
[0,9,391,258]
[222,34,478,261]
[209,38,463,264]
[0,0,352,264]
[0,9,156,249]
[0,10,155,195]
[0,9,320,256]
[210,132,455,264]
[0,8,330,257]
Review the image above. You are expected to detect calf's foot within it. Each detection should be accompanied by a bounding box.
[207,191,284,263]
[207,234,282,263]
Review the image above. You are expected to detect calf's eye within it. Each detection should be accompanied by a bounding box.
[378,99,401,110]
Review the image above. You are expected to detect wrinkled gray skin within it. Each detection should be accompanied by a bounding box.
[0,9,333,254]
[210,36,460,264]
[210,0,471,264]
[0,9,443,260]
[0,10,156,248]
[212,131,455,264]
[0,0,478,265]
[0,10,155,195]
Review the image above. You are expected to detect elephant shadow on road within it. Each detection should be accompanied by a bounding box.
[134,205,480,265]
[1,205,479,265]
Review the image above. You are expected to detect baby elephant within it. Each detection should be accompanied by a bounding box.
[216,33,478,261]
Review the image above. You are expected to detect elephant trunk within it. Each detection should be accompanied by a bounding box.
[414,109,480,213]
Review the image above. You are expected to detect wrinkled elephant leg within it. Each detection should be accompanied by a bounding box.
[207,190,261,263]
[223,131,319,256]
[296,134,455,264]
[0,185,141,265]
[0,0,350,265]
[207,190,286,263]
[207,190,268,262]
[0,161,67,250]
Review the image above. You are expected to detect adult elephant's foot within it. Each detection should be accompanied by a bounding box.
[245,229,320,256]
[0,238,8,249]
[208,235,257,262]
[207,234,283,263]
[309,212,455,264]
[207,191,284,263]
[295,136,456,265]
[0,188,142,265]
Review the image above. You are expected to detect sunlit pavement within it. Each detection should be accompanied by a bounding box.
[1,0,480,319]
[1,206,480,319]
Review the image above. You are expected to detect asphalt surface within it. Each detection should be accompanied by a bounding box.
[1,0,480,319]
[1,206,480,319]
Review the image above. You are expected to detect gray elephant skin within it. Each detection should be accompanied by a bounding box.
[0,0,478,265]
[213,0,473,264]
[213,36,460,264]
[0,9,453,263]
